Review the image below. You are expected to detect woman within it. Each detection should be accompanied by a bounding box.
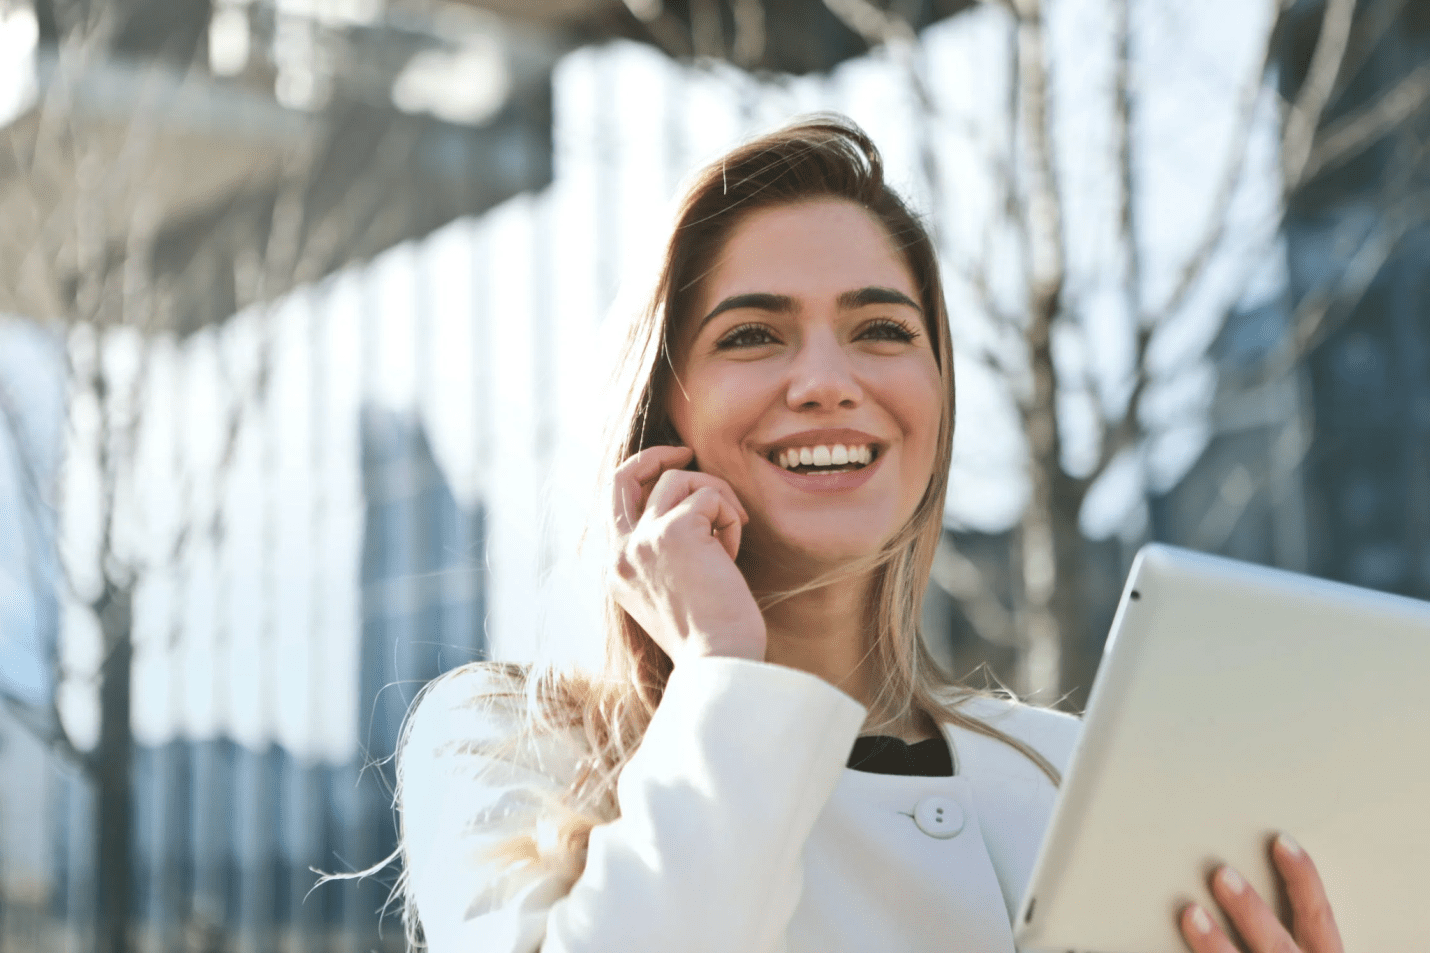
[397,116,1342,953]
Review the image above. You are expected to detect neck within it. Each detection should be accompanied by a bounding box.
[759,571,877,701]
[750,564,933,742]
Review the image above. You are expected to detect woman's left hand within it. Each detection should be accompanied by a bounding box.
[1180,834,1344,953]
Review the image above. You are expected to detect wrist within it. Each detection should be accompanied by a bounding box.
[679,628,767,664]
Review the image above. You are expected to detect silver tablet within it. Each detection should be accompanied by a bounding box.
[1014,544,1430,953]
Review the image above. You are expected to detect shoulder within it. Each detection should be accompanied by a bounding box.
[399,665,592,947]
[948,693,1082,778]
[403,662,528,754]
[400,662,587,800]
[401,663,528,778]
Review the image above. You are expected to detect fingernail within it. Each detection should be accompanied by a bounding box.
[1219,866,1246,895]
[1276,833,1302,857]
[1188,904,1213,935]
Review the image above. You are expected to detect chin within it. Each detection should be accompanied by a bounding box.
[750,519,898,573]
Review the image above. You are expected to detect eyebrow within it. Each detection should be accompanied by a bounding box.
[696,286,922,335]
[837,287,922,313]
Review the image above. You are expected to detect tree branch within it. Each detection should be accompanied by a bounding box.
[1332,0,1408,96]
[1084,0,1146,492]
[1088,334,1149,488]
[1011,0,1066,309]
[731,0,767,68]
[930,537,1019,647]
[689,0,727,58]
[1188,415,1313,553]
[1282,0,1358,189]
[1113,0,1139,315]
[1153,8,1284,323]
[1104,189,1424,492]
[1095,0,1409,491]
[1277,194,1426,372]
[0,347,92,771]
[0,688,89,769]
[822,0,917,45]
[1301,59,1430,183]
[0,375,54,528]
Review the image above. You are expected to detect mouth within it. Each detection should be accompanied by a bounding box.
[765,442,881,475]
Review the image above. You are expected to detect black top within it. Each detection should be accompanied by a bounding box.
[847,734,954,777]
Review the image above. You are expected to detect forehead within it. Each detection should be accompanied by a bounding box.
[694,198,918,316]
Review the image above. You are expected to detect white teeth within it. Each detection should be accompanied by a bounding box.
[775,443,875,470]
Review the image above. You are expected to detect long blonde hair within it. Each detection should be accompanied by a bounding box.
[395,115,1060,943]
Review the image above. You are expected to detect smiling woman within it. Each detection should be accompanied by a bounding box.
[393,116,1345,953]
[667,199,943,579]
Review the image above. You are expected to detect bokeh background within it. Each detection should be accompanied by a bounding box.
[0,0,1426,950]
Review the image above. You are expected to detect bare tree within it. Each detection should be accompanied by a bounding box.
[821,0,1430,701]
[0,38,279,953]
[0,4,445,951]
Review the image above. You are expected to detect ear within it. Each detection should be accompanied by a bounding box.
[654,420,684,448]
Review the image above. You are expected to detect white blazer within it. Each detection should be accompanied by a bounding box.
[401,656,1082,953]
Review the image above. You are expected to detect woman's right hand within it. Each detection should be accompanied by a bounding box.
[609,445,767,665]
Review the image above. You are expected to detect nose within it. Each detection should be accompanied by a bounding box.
[786,329,862,411]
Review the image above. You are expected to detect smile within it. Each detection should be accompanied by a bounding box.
[767,443,879,473]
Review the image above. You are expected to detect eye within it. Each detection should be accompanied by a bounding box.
[715,322,780,349]
[858,318,920,344]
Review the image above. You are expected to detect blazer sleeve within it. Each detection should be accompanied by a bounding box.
[400,656,869,953]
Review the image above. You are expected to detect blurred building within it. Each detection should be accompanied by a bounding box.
[4,1,516,948]
[2,0,558,331]
[52,740,358,953]
[1154,0,1430,601]
[1292,1,1430,598]
[0,319,68,951]
[31,404,485,953]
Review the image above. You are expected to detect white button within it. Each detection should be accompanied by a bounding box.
[913,796,965,839]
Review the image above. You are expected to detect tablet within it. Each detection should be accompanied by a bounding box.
[1013,544,1430,953]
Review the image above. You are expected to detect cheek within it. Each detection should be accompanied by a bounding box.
[886,362,945,447]
[889,369,946,504]
[672,369,772,458]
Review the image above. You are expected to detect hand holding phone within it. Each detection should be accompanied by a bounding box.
[609,445,766,665]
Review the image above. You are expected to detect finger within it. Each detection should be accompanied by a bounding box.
[665,486,744,562]
[645,470,748,525]
[1178,903,1238,953]
[648,474,744,546]
[1210,865,1297,953]
[710,500,743,562]
[1273,834,1344,953]
[612,446,694,535]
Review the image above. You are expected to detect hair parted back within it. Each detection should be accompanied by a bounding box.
[606,113,957,719]
[393,114,1059,942]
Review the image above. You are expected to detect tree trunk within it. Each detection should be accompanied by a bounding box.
[1014,0,1085,701]
[1017,405,1091,702]
[93,578,134,953]
[1018,292,1062,698]
[1050,467,1090,703]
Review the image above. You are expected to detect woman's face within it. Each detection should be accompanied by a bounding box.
[666,198,944,572]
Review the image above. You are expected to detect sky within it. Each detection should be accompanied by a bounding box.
[0,0,1288,764]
